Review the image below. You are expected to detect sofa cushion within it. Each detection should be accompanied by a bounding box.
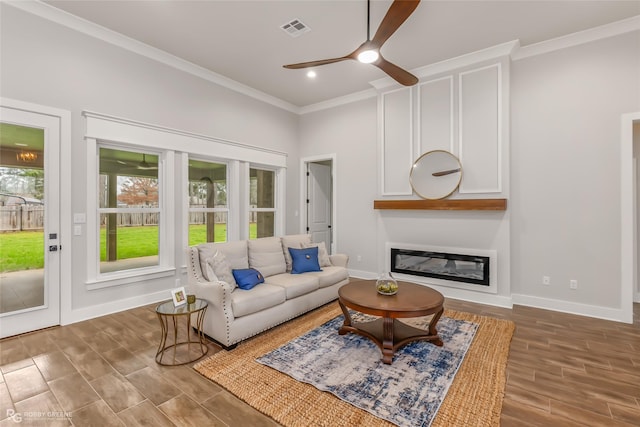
[303,241,331,267]
[231,284,286,318]
[289,247,322,274]
[232,268,265,290]
[281,234,312,271]
[265,273,319,299]
[248,237,287,277]
[200,240,248,270]
[305,266,349,288]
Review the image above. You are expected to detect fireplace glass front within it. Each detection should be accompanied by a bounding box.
[391,248,490,286]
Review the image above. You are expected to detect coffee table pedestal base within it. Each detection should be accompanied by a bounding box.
[339,302,443,364]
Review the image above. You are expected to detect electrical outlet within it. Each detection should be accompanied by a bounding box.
[356,255,362,262]
[570,279,578,290]
[542,276,550,285]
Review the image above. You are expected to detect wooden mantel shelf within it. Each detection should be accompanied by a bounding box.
[373,198,507,211]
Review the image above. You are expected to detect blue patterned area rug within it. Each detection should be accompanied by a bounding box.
[194,303,514,427]
[256,312,478,427]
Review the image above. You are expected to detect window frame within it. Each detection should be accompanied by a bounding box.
[247,164,285,239]
[84,111,286,288]
[186,156,230,245]
[86,140,175,289]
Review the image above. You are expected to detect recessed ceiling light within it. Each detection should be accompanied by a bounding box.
[306,71,317,78]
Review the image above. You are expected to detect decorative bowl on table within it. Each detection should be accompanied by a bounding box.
[376,273,398,295]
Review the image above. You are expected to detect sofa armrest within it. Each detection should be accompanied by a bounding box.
[189,279,236,319]
[329,253,349,268]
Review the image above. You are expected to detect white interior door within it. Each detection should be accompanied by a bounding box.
[0,106,60,338]
[307,162,332,252]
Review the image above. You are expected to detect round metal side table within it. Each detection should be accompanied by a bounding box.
[155,298,208,366]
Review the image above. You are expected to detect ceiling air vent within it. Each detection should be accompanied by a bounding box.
[280,19,310,38]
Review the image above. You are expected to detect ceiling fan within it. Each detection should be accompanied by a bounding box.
[137,154,158,171]
[283,0,420,86]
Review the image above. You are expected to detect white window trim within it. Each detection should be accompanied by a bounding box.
[84,111,287,283]
[86,141,175,289]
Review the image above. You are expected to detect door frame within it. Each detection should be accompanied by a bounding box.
[1,97,72,333]
[300,154,337,253]
[621,112,639,322]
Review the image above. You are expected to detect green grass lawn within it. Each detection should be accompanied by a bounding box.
[0,223,258,272]
[0,230,44,271]
[100,225,160,261]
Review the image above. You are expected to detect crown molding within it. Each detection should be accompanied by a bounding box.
[369,40,519,92]
[512,15,640,61]
[298,88,377,115]
[6,0,301,114]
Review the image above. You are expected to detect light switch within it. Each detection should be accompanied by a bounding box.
[73,213,86,224]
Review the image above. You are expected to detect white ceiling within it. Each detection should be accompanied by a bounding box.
[44,0,640,108]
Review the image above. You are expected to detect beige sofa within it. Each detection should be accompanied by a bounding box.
[187,234,349,348]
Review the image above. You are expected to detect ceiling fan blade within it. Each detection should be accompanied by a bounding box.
[371,0,420,48]
[373,55,418,86]
[283,56,352,69]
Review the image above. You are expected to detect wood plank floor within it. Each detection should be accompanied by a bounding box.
[0,295,638,426]
[445,299,640,426]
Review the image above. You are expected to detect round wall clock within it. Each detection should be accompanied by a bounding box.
[409,150,463,200]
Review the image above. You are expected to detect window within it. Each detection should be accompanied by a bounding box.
[98,147,160,274]
[85,111,285,287]
[188,159,228,245]
[249,167,275,239]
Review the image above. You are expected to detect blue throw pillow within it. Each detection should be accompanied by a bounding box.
[288,247,322,274]
[232,268,264,290]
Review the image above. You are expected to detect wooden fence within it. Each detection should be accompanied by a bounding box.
[1,208,247,232]
[0,206,44,231]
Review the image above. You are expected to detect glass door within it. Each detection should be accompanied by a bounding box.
[0,106,60,338]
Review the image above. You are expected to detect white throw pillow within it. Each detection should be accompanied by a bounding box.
[210,251,236,286]
[304,241,331,267]
[202,258,219,282]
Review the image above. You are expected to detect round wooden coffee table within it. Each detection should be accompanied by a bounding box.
[338,280,444,364]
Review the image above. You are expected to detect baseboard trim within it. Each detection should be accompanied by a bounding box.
[511,294,631,324]
[432,286,513,309]
[348,270,378,280]
[64,290,169,325]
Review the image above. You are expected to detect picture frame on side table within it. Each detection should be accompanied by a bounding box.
[171,286,187,307]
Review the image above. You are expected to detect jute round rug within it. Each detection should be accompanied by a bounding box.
[194,302,514,427]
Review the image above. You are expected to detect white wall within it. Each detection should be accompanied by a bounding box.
[510,32,640,316]
[0,4,300,320]
[298,98,379,276]
[300,31,640,319]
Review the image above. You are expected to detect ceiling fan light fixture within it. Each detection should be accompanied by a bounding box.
[357,49,379,64]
